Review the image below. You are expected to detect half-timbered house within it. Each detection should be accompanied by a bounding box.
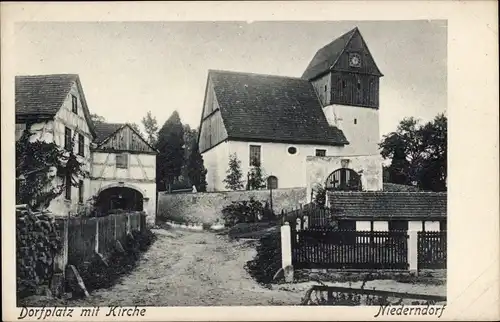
[198,27,384,192]
[90,122,157,225]
[15,74,157,225]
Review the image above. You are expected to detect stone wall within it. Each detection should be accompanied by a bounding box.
[156,187,307,225]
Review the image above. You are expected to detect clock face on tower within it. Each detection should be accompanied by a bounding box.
[349,53,361,67]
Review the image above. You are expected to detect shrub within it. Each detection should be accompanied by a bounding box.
[245,231,281,285]
[16,209,61,299]
[222,197,276,227]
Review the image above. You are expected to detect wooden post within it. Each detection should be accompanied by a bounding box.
[281,222,293,283]
[51,218,69,297]
[408,230,419,274]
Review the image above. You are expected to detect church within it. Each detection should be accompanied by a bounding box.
[198,27,384,193]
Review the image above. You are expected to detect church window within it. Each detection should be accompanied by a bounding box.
[354,118,357,125]
[287,146,297,155]
[342,80,346,88]
[249,145,261,166]
[357,80,361,90]
[315,149,326,157]
[324,84,327,92]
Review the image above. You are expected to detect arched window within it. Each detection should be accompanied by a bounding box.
[267,176,278,189]
[325,168,362,191]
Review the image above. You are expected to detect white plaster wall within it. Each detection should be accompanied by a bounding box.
[409,221,424,232]
[226,141,344,191]
[323,104,380,156]
[356,221,371,231]
[203,141,230,192]
[373,221,389,231]
[91,152,155,181]
[306,155,383,202]
[424,221,441,231]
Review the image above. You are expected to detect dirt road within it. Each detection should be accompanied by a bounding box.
[39,228,445,307]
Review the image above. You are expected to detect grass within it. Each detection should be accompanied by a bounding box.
[228,221,278,239]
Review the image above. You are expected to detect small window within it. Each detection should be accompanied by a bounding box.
[71,95,78,114]
[78,133,84,156]
[324,84,327,92]
[65,174,72,200]
[78,180,84,203]
[357,81,361,90]
[64,127,72,151]
[249,145,261,166]
[354,118,357,125]
[267,176,278,189]
[116,153,128,169]
[342,80,346,88]
[315,149,326,157]
[287,146,297,155]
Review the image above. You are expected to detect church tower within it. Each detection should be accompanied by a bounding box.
[303,27,383,156]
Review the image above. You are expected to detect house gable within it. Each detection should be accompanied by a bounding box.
[15,74,96,139]
[198,76,229,154]
[93,123,157,154]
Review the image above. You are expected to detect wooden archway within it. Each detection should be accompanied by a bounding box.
[325,168,362,191]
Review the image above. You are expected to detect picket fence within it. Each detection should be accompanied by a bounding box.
[282,204,447,272]
[54,212,147,269]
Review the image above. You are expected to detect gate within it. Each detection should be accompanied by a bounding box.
[418,231,447,269]
[291,226,408,270]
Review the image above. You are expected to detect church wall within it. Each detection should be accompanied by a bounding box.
[323,104,380,156]
[305,155,383,203]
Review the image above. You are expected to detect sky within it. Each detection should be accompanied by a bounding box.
[15,20,447,137]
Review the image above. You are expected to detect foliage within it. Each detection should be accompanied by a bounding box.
[187,139,208,192]
[379,114,447,192]
[16,130,88,210]
[221,197,275,227]
[129,123,142,136]
[90,113,106,123]
[16,209,61,299]
[245,231,281,285]
[223,153,244,191]
[156,111,185,191]
[141,111,159,147]
[313,185,327,208]
[179,124,199,185]
[246,157,266,190]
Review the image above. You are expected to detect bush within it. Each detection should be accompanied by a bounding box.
[222,197,276,227]
[245,231,281,285]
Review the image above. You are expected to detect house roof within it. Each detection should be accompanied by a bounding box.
[15,74,96,138]
[327,192,447,220]
[301,27,383,80]
[93,122,124,144]
[208,70,348,146]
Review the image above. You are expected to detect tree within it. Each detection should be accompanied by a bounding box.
[156,111,185,191]
[180,124,199,185]
[223,153,244,191]
[16,130,87,210]
[379,114,447,192]
[187,139,207,192]
[246,157,266,190]
[141,111,159,146]
[90,113,106,123]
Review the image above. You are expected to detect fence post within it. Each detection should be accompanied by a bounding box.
[281,222,294,283]
[408,229,419,274]
[95,218,99,253]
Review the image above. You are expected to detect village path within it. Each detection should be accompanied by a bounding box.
[69,228,304,306]
[65,228,446,307]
